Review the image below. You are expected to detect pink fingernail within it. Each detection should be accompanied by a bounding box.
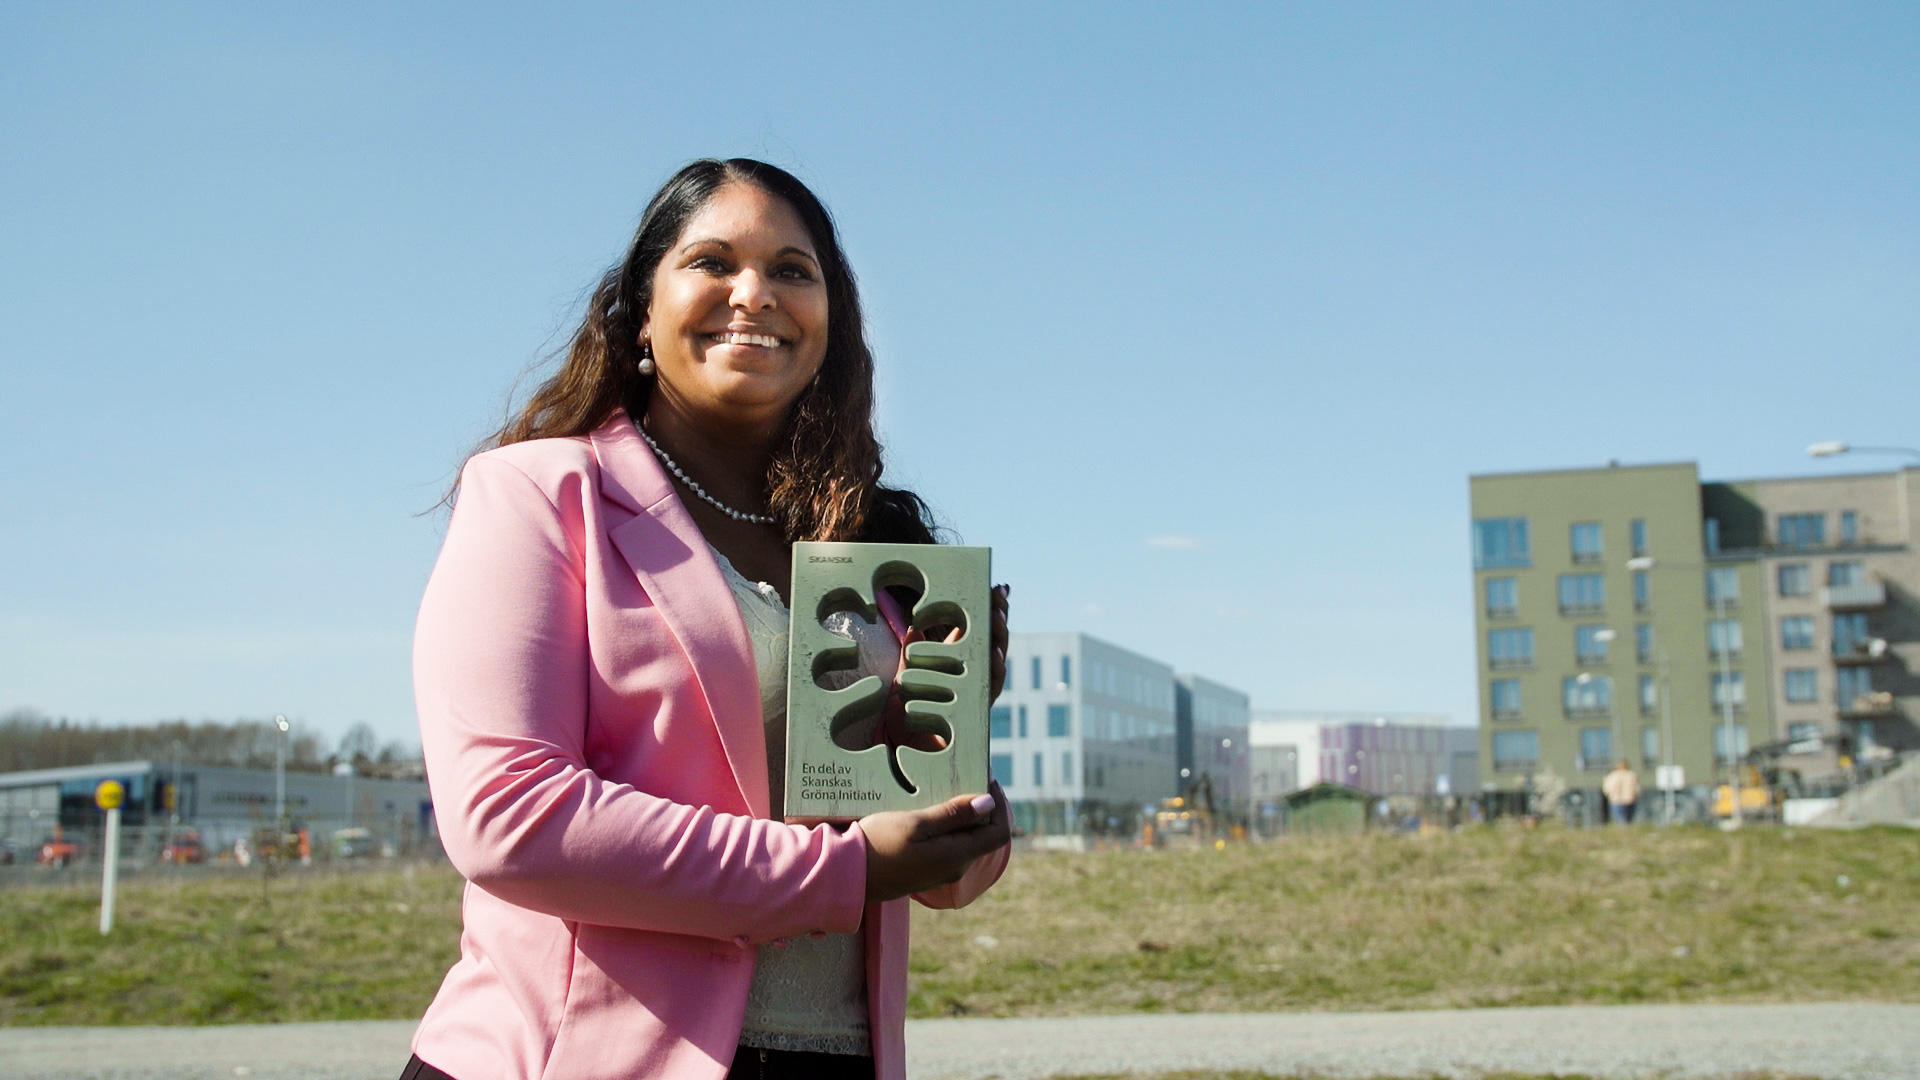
[969,794,995,817]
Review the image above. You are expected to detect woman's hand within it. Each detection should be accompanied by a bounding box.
[988,584,1010,704]
[861,781,1010,902]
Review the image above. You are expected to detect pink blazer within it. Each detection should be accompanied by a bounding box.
[411,411,1008,1080]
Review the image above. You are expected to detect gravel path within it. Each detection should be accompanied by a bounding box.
[5,1003,1916,1080]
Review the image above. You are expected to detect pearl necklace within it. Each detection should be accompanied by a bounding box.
[636,425,777,526]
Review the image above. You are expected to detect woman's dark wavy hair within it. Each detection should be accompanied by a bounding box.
[482,158,938,545]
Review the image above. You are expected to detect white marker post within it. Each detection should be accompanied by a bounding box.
[95,780,125,935]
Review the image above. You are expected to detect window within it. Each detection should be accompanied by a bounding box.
[1558,573,1605,615]
[1707,618,1742,660]
[1017,705,1029,738]
[1563,675,1612,716]
[1833,613,1870,656]
[990,706,1013,739]
[1777,563,1811,597]
[1837,667,1874,709]
[1491,730,1539,771]
[1828,561,1863,587]
[1713,723,1750,763]
[1777,513,1825,547]
[1710,671,1746,709]
[1570,522,1604,564]
[1047,704,1071,737]
[1639,673,1658,715]
[1840,511,1859,544]
[1489,678,1522,720]
[1484,577,1518,617]
[1706,567,1739,608]
[1630,519,1649,558]
[1061,752,1073,784]
[1633,570,1651,612]
[1635,622,1654,664]
[1705,518,1721,553]
[1488,627,1535,669]
[1579,728,1612,769]
[1032,752,1044,786]
[1575,625,1612,664]
[1030,656,1041,690]
[1786,722,1821,745]
[1783,669,1818,703]
[991,753,1014,783]
[1641,726,1660,766]
[1473,517,1531,569]
[1780,616,1815,650]
[1060,656,1072,687]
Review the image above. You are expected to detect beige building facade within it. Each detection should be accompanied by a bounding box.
[1470,462,1918,811]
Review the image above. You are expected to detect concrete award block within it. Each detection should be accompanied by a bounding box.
[784,542,992,819]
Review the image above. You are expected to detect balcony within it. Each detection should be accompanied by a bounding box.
[1560,603,1605,618]
[1489,656,1534,671]
[1833,641,1888,665]
[1491,708,1523,722]
[1823,581,1886,610]
[1840,691,1897,718]
[1564,705,1612,720]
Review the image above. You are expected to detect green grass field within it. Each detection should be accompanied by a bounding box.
[1,825,1914,1026]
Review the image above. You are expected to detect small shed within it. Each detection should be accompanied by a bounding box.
[1283,782,1373,835]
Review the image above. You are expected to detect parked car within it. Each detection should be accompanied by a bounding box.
[332,827,377,859]
[160,831,206,864]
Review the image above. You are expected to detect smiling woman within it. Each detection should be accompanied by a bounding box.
[405,160,1013,1080]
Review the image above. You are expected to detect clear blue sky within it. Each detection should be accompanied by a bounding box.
[3,3,1916,748]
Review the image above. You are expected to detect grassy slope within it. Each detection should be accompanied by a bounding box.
[0,826,1914,1026]
[908,825,1920,1017]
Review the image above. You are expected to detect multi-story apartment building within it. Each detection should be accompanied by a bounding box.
[993,632,1179,836]
[1247,710,1475,803]
[1175,674,1251,815]
[1470,462,1919,808]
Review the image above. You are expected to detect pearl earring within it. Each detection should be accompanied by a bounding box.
[638,341,656,376]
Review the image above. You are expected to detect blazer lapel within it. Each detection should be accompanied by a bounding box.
[592,412,771,819]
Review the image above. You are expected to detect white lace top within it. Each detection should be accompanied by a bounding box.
[711,549,872,1058]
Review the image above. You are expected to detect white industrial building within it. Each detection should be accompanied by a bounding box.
[0,759,433,862]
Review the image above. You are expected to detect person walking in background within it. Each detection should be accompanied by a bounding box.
[1602,759,1641,825]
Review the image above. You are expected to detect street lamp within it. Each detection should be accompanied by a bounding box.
[1806,442,1920,463]
[1628,556,1746,828]
[273,714,290,827]
[1589,628,1621,772]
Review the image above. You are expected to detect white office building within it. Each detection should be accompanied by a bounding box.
[993,631,1178,837]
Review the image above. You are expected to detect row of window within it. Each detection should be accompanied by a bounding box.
[1478,511,1867,572]
[1491,665,1877,719]
[1489,620,1740,669]
[989,704,1072,739]
[1011,655,1073,691]
[1485,567,1748,619]
[1473,517,1654,571]
[1776,511,1862,548]
[1783,612,1876,655]
[1778,560,1866,595]
[1490,724,1754,771]
[1490,609,1882,669]
[988,751,1074,788]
